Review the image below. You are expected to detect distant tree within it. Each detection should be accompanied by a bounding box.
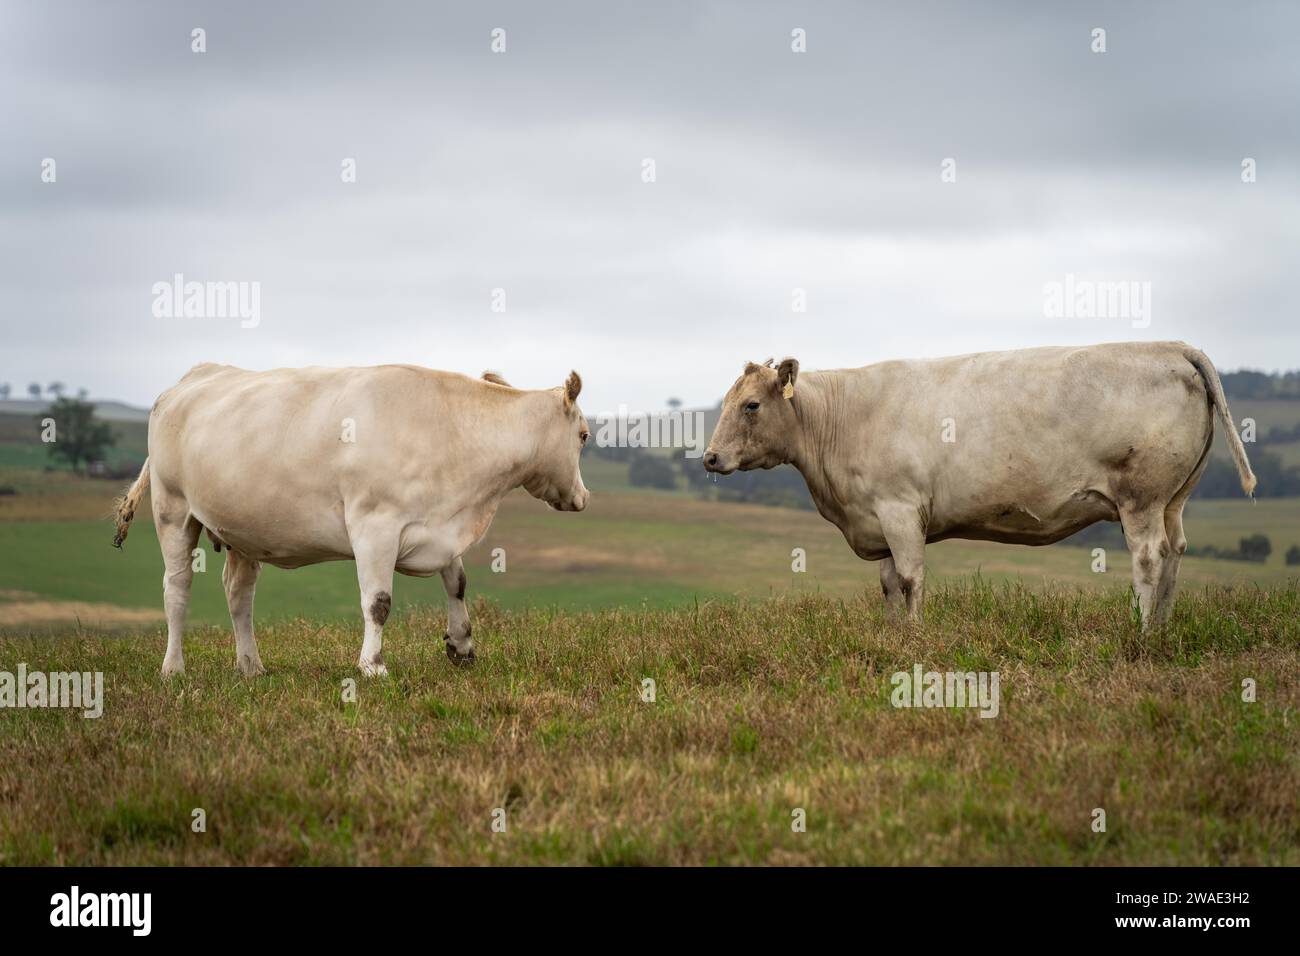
[629,454,678,491]
[27,383,41,399]
[1194,451,1300,498]
[1286,545,1300,567]
[0,383,9,400]
[1220,370,1276,401]
[666,397,683,411]
[38,397,115,474]
[1221,368,1300,401]
[1238,533,1272,563]
[678,452,714,492]
[714,463,816,510]
[77,387,89,399]
[47,382,65,398]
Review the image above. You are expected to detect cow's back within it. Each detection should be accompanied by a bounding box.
[147,364,456,563]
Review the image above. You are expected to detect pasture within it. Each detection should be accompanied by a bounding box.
[1,453,1298,865]
[1,586,1296,865]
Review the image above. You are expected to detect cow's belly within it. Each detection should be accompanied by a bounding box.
[190,496,353,567]
[930,490,1119,547]
[186,485,497,573]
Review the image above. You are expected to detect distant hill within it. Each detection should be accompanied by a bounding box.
[1221,369,1300,401]
[0,400,149,471]
[0,398,149,422]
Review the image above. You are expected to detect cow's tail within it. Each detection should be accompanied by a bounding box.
[1184,347,1256,498]
[112,458,150,548]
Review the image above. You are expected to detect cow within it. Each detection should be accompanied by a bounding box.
[702,342,1256,629]
[112,363,590,677]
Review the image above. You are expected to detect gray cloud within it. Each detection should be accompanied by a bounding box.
[2,0,1297,414]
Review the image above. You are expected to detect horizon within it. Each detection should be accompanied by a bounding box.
[3,355,1300,416]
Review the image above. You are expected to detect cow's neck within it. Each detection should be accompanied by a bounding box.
[786,371,853,521]
[430,390,560,554]
[498,390,570,497]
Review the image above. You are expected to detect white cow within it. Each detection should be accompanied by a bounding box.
[703,342,1256,628]
[113,363,590,676]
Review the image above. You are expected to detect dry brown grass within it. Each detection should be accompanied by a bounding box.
[0,590,162,626]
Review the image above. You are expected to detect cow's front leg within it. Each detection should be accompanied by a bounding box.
[440,556,475,666]
[877,503,927,623]
[879,556,907,616]
[351,530,398,677]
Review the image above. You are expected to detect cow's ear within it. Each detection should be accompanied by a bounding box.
[777,357,799,399]
[564,370,582,407]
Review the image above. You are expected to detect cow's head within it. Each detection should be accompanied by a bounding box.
[703,358,800,475]
[525,371,590,512]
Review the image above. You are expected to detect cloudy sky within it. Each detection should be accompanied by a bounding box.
[2,0,1297,414]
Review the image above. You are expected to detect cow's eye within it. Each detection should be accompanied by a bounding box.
[580,431,589,445]
[745,401,760,412]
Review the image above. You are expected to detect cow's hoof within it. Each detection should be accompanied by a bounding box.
[358,659,388,677]
[160,660,185,679]
[444,639,475,667]
[237,656,265,677]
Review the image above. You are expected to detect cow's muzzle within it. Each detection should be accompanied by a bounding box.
[549,488,590,512]
[702,450,735,475]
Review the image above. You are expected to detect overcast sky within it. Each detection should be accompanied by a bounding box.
[2,0,1297,414]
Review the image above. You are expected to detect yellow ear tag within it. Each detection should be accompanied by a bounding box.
[782,381,794,400]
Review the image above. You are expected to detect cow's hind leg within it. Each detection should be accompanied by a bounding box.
[440,556,475,665]
[1119,504,1170,630]
[1153,435,1211,628]
[153,493,202,677]
[223,549,264,676]
[351,528,398,676]
[1153,507,1187,628]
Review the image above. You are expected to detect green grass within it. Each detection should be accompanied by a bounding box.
[0,586,1296,865]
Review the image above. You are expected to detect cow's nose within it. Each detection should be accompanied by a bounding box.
[704,451,719,470]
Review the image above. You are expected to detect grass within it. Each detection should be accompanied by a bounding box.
[0,584,1296,865]
[1,458,1297,865]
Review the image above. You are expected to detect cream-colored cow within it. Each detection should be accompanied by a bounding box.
[703,342,1255,628]
[113,363,590,677]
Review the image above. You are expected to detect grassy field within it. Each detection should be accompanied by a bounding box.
[1,586,1296,865]
[1,451,1298,865]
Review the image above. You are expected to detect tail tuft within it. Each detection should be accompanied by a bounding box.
[112,459,150,548]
